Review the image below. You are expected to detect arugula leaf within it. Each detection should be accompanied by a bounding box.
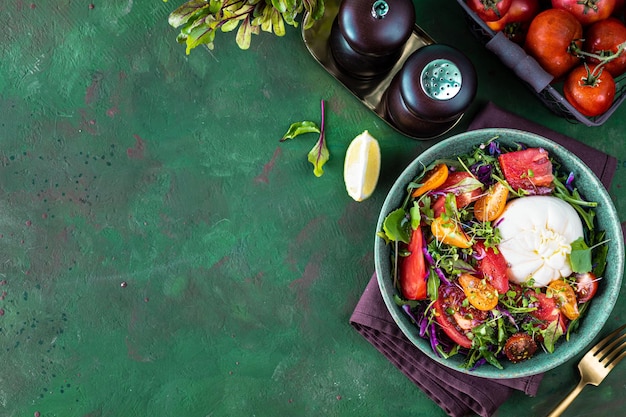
[382,208,410,244]
[541,320,564,353]
[409,202,421,230]
[570,237,592,273]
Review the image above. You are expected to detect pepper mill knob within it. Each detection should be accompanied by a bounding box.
[329,0,415,80]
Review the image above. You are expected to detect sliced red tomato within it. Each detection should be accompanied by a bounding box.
[575,272,599,303]
[527,290,568,331]
[433,285,488,349]
[432,171,483,217]
[475,241,509,294]
[498,148,554,192]
[400,227,428,300]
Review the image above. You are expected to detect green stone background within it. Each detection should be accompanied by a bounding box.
[0,1,624,416]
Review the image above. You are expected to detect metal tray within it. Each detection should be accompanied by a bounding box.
[302,0,463,139]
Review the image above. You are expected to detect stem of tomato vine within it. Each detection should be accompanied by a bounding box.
[570,40,626,78]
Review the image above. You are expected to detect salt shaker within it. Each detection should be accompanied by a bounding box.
[328,0,415,80]
[384,44,477,138]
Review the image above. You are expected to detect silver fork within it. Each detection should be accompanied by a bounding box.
[547,323,626,417]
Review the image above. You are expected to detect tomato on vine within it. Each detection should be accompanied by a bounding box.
[584,17,626,77]
[468,0,514,21]
[551,0,616,26]
[486,0,540,44]
[563,63,616,117]
[524,8,583,79]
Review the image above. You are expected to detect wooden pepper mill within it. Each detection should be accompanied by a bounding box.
[328,0,415,80]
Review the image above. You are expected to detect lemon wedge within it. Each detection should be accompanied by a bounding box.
[343,130,381,202]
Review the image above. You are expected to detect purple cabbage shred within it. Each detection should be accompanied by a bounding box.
[566,172,575,192]
[429,323,441,357]
[470,163,493,186]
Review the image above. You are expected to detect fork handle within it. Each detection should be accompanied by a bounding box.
[546,380,588,417]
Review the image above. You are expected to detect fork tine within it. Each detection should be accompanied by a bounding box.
[606,344,626,371]
[603,340,626,368]
[598,332,626,361]
[590,324,626,358]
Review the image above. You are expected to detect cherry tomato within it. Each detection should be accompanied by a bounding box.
[433,285,487,349]
[547,279,580,320]
[552,0,616,26]
[468,0,513,22]
[575,272,599,303]
[563,64,616,117]
[503,333,538,362]
[412,164,449,198]
[524,9,583,79]
[431,215,472,248]
[400,226,428,300]
[473,181,509,222]
[584,17,626,77]
[486,0,540,44]
[475,241,509,294]
[498,148,553,192]
[458,273,499,311]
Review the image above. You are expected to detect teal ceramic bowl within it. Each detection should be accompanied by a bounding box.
[374,128,624,378]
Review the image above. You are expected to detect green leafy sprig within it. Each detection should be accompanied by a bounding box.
[280,99,329,177]
[168,0,325,53]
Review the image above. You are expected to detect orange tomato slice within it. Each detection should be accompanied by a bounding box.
[473,182,509,222]
[547,279,580,320]
[458,274,499,311]
[431,216,472,248]
[412,164,449,198]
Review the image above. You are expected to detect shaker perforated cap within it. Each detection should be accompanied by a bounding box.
[399,44,477,121]
[338,0,415,57]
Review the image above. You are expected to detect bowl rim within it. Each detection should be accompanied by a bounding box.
[374,127,625,379]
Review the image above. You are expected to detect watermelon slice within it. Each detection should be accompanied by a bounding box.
[498,148,554,193]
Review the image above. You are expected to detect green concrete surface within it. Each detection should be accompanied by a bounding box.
[0,1,624,416]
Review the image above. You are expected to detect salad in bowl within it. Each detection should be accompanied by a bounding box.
[375,128,624,378]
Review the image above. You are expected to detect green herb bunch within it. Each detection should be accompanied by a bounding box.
[168,0,325,53]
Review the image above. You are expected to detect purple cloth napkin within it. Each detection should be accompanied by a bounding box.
[350,102,618,417]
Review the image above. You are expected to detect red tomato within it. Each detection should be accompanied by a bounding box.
[498,148,554,193]
[575,272,599,303]
[524,9,583,79]
[475,241,509,294]
[552,0,616,25]
[400,227,428,300]
[431,171,483,217]
[564,64,616,117]
[584,17,626,77]
[486,0,540,44]
[433,285,485,349]
[468,0,513,22]
[527,290,568,331]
